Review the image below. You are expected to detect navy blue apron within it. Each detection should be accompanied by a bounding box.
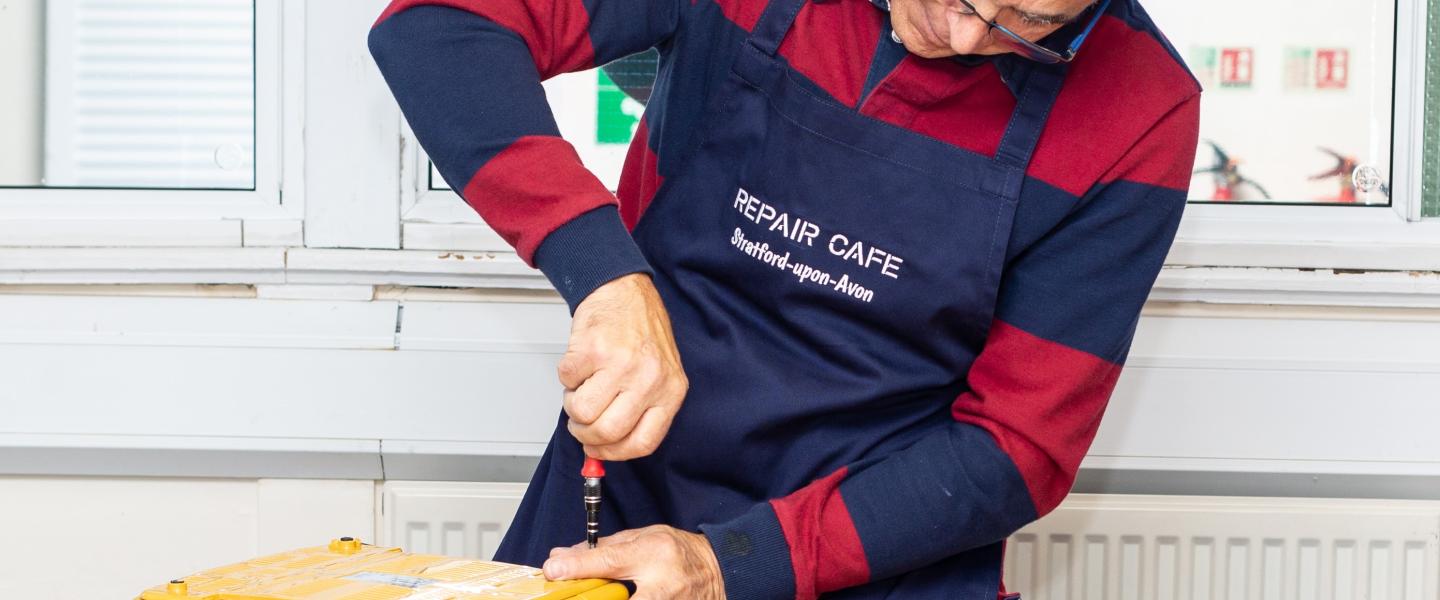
[495,0,1065,596]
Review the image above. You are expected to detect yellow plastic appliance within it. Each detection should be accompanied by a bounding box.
[135,537,628,600]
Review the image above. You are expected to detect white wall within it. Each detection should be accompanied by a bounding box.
[0,0,1435,597]
[0,0,43,186]
[0,478,375,598]
[1,286,1437,488]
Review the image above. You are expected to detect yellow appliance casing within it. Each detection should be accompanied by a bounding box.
[136,538,628,600]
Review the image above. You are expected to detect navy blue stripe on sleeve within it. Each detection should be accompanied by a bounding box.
[369,5,562,192]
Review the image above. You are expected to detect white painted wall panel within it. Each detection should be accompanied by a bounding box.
[0,293,1435,481]
[398,300,569,353]
[256,479,376,554]
[1096,308,1440,473]
[0,344,562,446]
[0,478,374,600]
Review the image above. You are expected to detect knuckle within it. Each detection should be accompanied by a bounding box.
[616,350,640,373]
[557,354,586,378]
[628,435,661,458]
[666,375,689,400]
[592,421,624,445]
[653,532,680,554]
[569,423,599,447]
[567,401,600,425]
[640,424,666,448]
[590,346,611,366]
[588,445,620,462]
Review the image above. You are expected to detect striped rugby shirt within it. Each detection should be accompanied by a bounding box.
[370,0,1200,596]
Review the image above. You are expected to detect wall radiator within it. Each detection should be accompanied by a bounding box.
[384,485,1440,600]
[1005,495,1440,600]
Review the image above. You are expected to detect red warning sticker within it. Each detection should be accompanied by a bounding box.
[1220,48,1254,88]
[1315,48,1350,90]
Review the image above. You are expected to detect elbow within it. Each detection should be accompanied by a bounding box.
[367,5,418,77]
[366,22,399,74]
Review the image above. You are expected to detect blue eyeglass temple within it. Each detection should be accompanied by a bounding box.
[1060,0,1112,60]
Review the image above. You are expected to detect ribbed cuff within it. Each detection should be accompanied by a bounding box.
[699,502,798,600]
[532,206,653,312]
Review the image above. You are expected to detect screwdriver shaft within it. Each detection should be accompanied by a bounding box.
[583,476,602,549]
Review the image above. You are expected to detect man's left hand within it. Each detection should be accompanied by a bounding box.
[542,525,725,600]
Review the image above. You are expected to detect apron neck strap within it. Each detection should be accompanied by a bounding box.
[747,0,1065,174]
[993,62,1068,171]
[748,0,810,57]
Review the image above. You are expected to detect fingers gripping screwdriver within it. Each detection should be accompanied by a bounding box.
[581,457,605,549]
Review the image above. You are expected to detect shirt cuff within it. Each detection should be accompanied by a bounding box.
[532,206,653,312]
[699,502,798,600]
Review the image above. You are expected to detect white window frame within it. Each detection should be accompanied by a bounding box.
[0,0,302,248]
[397,69,620,283]
[398,121,513,256]
[0,0,1432,305]
[399,1,1437,302]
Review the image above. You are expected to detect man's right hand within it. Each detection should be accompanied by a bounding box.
[559,273,688,461]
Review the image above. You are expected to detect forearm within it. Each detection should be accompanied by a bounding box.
[699,421,1036,600]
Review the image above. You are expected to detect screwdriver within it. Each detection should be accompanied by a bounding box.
[581,456,605,549]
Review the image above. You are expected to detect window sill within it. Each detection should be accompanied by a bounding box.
[4,246,1438,308]
[1169,205,1440,272]
[1153,266,1440,309]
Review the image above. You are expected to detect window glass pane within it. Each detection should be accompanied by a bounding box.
[1147,1,1396,205]
[0,0,256,190]
[438,9,1403,208]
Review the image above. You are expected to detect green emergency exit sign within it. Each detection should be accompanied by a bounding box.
[597,70,641,144]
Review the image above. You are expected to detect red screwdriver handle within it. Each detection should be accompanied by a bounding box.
[581,456,606,478]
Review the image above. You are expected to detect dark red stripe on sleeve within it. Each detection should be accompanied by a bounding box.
[461,135,617,263]
[951,320,1122,516]
[374,0,595,77]
[770,467,872,599]
[1027,15,1201,196]
[1099,93,1201,190]
[617,118,665,230]
[869,15,1199,197]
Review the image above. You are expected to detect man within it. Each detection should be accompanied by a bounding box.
[369,0,1199,597]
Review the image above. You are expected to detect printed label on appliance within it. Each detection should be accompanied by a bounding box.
[344,572,440,588]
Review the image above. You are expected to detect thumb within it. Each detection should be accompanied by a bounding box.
[543,543,633,581]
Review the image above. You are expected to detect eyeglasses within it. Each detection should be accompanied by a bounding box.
[953,0,1112,64]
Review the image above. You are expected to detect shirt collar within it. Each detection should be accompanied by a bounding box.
[865,0,1022,93]
[866,0,1084,96]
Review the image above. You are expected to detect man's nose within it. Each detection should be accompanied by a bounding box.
[945,13,992,54]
